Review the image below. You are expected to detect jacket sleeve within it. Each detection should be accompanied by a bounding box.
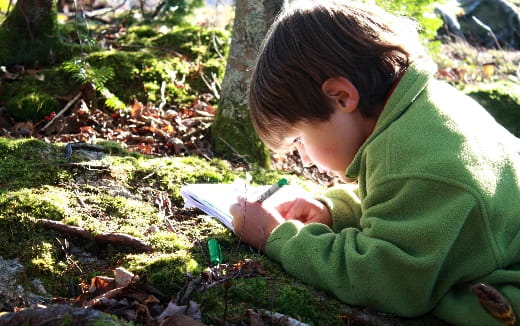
[266,176,496,317]
[315,182,362,232]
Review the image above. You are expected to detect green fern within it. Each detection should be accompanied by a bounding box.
[62,59,126,110]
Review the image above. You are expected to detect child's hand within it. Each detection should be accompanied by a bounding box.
[275,197,332,226]
[230,197,285,252]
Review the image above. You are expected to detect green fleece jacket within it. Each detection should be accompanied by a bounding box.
[265,63,520,325]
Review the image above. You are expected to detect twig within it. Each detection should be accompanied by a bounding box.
[73,188,87,208]
[217,136,249,167]
[83,286,128,308]
[59,163,109,170]
[151,0,166,19]
[249,309,311,326]
[199,72,221,100]
[40,92,81,132]
[158,80,167,111]
[464,0,482,16]
[37,219,153,252]
[472,16,503,50]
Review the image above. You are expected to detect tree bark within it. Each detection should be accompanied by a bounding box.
[211,0,285,168]
[0,0,60,66]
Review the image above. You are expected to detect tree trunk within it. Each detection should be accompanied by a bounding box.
[211,0,284,168]
[0,0,60,66]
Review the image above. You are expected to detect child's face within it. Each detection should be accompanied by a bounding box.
[290,108,376,182]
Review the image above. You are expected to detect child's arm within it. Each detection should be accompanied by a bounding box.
[264,178,499,322]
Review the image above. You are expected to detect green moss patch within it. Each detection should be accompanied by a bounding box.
[0,138,71,191]
[6,93,60,122]
[464,81,520,137]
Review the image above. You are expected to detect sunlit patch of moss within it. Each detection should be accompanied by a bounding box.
[81,49,211,108]
[98,155,149,187]
[1,227,80,296]
[123,252,201,295]
[195,276,346,325]
[0,210,39,259]
[119,25,159,48]
[80,192,160,237]
[0,138,71,191]
[94,140,127,156]
[153,24,230,62]
[140,56,194,104]
[28,241,61,275]
[125,156,238,205]
[148,231,190,252]
[6,93,59,122]
[0,186,72,223]
[0,186,84,290]
[0,65,82,119]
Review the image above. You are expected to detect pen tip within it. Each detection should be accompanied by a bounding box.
[278,178,288,186]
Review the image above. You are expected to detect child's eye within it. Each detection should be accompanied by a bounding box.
[292,137,302,145]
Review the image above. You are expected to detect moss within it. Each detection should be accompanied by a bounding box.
[148,231,190,252]
[80,193,161,237]
[211,112,271,168]
[153,24,230,61]
[123,252,201,295]
[464,81,520,137]
[119,25,159,48]
[0,66,76,109]
[94,140,129,156]
[1,21,229,111]
[0,138,71,191]
[124,156,238,205]
[6,93,60,122]
[80,49,217,108]
[0,0,62,66]
[195,276,346,325]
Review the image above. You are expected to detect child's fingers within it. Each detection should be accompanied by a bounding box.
[276,200,307,221]
[230,196,246,216]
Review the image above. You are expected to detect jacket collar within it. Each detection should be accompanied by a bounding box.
[345,62,436,180]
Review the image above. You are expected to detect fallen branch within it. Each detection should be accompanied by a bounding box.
[0,304,118,326]
[40,92,82,133]
[37,219,153,252]
[249,309,310,326]
[59,162,109,170]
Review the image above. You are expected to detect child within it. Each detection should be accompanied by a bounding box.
[229,1,520,325]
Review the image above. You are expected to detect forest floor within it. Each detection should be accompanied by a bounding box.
[0,1,520,326]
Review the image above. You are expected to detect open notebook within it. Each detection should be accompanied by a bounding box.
[180,179,268,231]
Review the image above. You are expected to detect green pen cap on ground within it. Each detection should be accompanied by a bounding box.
[277,178,288,186]
[208,238,223,266]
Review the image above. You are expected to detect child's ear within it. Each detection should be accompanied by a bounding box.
[321,77,360,113]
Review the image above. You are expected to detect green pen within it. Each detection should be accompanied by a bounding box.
[208,239,223,266]
[256,178,288,203]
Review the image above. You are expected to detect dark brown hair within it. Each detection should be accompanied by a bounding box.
[249,0,426,151]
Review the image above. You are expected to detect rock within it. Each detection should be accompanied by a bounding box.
[0,257,26,311]
[0,256,49,312]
